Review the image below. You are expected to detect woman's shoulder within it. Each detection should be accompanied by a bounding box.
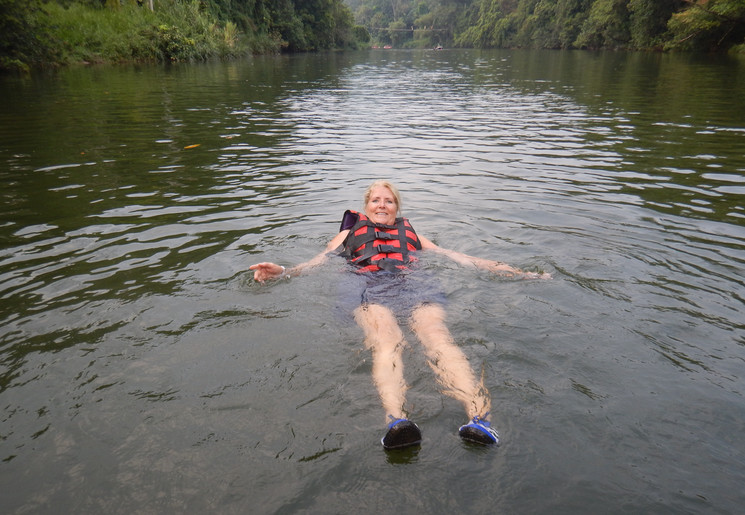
[327,228,350,251]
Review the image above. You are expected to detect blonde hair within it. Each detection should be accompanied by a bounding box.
[364,180,402,214]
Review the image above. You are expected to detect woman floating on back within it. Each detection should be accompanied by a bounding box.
[251,180,550,449]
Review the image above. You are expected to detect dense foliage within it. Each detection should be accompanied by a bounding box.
[1,0,57,69]
[347,0,478,48]
[201,0,363,51]
[1,0,365,71]
[348,0,745,52]
[3,0,745,70]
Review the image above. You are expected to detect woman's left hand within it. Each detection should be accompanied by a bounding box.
[480,259,551,279]
[249,262,285,282]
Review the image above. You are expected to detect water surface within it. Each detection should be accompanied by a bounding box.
[1,49,745,513]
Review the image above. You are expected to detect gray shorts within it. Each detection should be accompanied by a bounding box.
[336,267,446,321]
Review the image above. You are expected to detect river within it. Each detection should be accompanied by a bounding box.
[1,49,744,514]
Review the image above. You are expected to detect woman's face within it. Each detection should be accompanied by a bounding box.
[365,186,398,226]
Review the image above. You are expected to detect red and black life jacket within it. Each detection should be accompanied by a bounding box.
[339,210,422,273]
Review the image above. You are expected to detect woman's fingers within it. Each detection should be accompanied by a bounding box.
[249,262,280,282]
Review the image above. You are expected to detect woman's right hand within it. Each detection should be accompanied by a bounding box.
[249,262,285,283]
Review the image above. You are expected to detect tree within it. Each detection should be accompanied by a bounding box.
[667,0,745,51]
[388,19,409,46]
[0,0,56,70]
[574,0,631,49]
[628,0,686,48]
[455,0,519,48]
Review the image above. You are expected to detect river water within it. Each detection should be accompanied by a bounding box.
[1,49,744,513]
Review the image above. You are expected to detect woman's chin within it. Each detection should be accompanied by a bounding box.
[371,215,395,225]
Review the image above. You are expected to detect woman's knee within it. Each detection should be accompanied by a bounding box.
[410,303,448,337]
[355,303,405,348]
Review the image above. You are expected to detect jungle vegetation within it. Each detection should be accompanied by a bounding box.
[1,0,367,71]
[2,0,744,71]
[348,0,745,52]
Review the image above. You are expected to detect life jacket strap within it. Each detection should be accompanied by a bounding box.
[350,242,403,264]
[373,230,397,241]
[373,258,405,272]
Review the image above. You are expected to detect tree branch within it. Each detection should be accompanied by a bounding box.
[683,0,745,23]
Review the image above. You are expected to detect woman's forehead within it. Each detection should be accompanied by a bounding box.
[369,186,394,198]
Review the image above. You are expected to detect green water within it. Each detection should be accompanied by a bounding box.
[1,49,744,513]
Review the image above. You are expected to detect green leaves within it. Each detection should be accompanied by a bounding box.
[0,0,56,70]
[448,0,744,51]
[575,0,630,49]
[666,0,745,51]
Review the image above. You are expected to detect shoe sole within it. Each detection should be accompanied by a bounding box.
[381,420,422,449]
[459,426,499,445]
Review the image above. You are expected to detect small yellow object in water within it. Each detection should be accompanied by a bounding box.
[184,144,200,149]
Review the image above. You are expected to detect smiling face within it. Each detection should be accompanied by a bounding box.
[364,185,398,226]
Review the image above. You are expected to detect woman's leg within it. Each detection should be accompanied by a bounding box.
[409,303,491,420]
[353,303,409,421]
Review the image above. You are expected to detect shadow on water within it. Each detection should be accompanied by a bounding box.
[1,49,745,514]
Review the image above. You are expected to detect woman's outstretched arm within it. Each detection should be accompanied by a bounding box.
[250,229,350,282]
[418,235,551,279]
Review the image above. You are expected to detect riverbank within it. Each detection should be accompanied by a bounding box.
[1,1,367,72]
[1,3,278,72]
[4,1,743,73]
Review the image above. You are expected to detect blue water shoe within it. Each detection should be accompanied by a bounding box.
[381,416,422,449]
[459,415,500,445]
